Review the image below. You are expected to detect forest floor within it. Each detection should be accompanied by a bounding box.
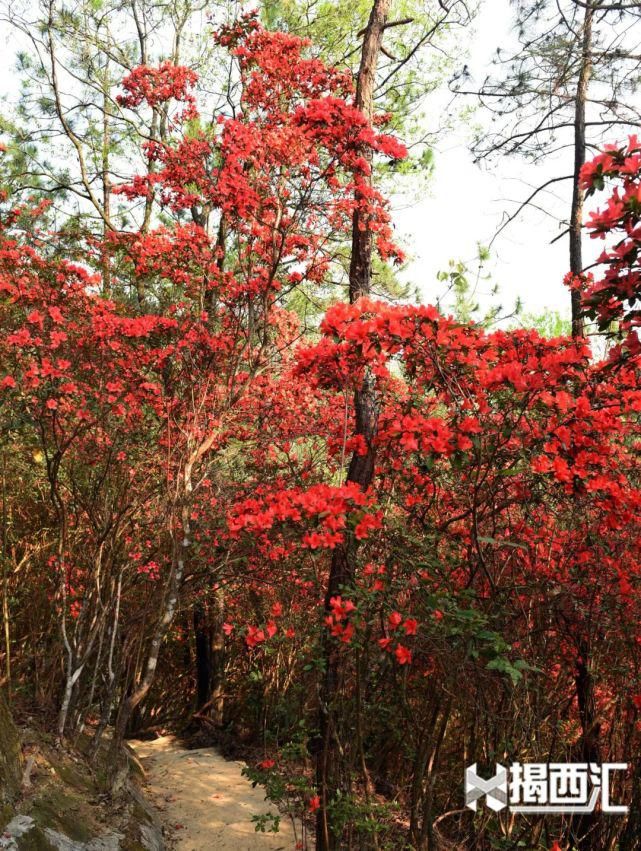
[132,735,299,850]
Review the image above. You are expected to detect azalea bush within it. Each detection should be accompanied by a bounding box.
[3,12,641,850]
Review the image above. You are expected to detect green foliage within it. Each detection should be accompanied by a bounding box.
[327,790,399,847]
[2,0,228,233]
[435,246,518,327]
[262,0,474,174]
[250,811,281,833]
[515,309,572,338]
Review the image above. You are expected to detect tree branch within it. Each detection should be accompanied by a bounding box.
[489,175,574,250]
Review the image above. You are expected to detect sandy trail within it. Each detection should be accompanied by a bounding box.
[132,736,297,850]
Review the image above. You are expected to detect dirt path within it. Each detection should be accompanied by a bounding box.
[132,736,298,850]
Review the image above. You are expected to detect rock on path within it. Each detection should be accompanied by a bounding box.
[131,736,298,851]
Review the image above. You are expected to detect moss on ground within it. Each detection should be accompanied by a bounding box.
[0,802,15,824]
[27,786,95,842]
[46,755,99,796]
[0,725,163,850]
[0,689,22,803]
[14,825,56,851]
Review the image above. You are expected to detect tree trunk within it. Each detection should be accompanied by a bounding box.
[315,2,392,848]
[209,588,225,727]
[101,66,112,297]
[109,500,188,783]
[569,0,592,339]
[2,450,10,688]
[194,603,212,711]
[570,642,601,848]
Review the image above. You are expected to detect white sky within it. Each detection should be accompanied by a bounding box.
[0,0,609,321]
[394,142,569,322]
[395,0,581,320]
[394,143,573,319]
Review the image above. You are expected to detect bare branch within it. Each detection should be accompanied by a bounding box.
[488,175,574,250]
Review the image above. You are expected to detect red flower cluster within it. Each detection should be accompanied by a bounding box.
[117,61,198,120]
[573,136,641,345]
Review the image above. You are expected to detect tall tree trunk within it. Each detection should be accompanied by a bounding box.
[101,66,112,297]
[568,8,596,837]
[569,0,592,339]
[1,450,10,688]
[569,11,596,845]
[194,603,213,711]
[570,640,602,848]
[315,2,391,848]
